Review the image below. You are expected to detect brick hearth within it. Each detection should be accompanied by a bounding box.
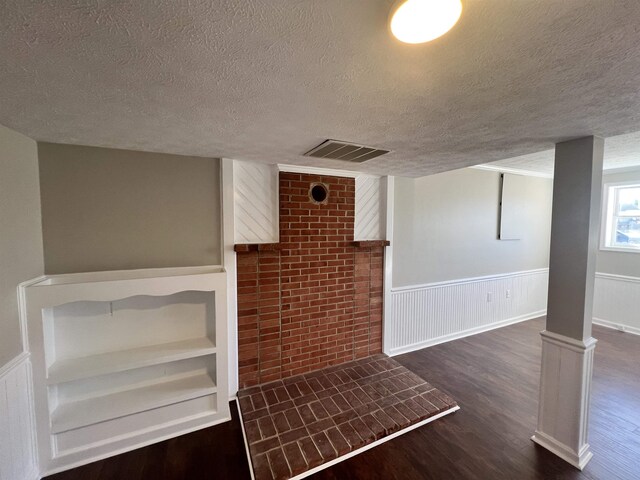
[238,354,458,480]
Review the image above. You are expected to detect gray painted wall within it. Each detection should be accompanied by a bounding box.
[0,125,44,367]
[545,137,603,341]
[38,143,221,274]
[596,169,640,277]
[392,168,553,287]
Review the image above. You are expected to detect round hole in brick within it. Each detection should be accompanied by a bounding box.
[310,183,328,204]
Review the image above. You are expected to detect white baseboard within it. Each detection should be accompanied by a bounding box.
[593,318,640,336]
[43,412,231,477]
[26,466,40,480]
[389,310,546,356]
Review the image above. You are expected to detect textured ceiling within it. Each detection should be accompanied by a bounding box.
[481,130,640,176]
[3,1,640,177]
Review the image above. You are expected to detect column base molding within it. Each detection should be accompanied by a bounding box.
[533,330,597,470]
[531,430,593,470]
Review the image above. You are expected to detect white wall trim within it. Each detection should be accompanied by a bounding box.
[382,176,395,355]
[531,430,593,471]
[0,354,38,480]
[592,318,640,336]
[390,310,546,357]
[540,329,597,352]
[533,331,596,470]
[17,276,46,357]
[593,271,640,337]
[387,269,549,356]
[0,351,30,379]
[277,163,380,179]
[222,158,239,397]
[387,269,640,356]
[602,165,640,175]
[470,164,553,179]
[595,271,640,284]
[391,268,549,293]
[472,161,640,180]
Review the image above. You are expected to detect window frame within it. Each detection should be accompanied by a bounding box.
[600,180,640,253]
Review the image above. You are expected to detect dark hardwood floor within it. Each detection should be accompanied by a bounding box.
[48,318,640,480]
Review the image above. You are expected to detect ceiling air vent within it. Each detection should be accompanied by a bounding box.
[304,140,390,163]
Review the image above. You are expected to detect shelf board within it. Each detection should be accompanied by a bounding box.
[51,373,217,434]
[47,338,217,385]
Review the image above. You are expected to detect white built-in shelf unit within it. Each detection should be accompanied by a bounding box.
[22,265,229,475]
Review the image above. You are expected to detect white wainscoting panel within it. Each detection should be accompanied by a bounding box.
[388,269,549,355]
[355,175,385,241]
[593,273,640,335]
[0,355,37,480]
[233,160,278,244]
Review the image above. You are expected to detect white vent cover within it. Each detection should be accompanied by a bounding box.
[304,140,390,163]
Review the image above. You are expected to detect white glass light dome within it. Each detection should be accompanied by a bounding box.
[390,0,463,44]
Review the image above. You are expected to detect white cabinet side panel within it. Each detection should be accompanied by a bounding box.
[233,160,278,244]
[0,357,37,480]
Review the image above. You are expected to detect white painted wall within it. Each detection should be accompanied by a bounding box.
[392,168,553,287]
[385,167,553,354]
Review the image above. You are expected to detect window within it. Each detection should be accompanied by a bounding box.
[602,182,640,251]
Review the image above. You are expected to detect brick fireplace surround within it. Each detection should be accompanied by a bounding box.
[235,172,388,388]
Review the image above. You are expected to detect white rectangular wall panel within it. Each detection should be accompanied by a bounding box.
[355,175,385,241]
[233,160,278,244]
[499,173,529,240]
[0,356,37,480]
[387,269,549,355]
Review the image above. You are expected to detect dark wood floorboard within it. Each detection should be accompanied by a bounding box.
[48,318,640,480]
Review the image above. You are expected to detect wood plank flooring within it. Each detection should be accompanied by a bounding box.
[48,318,640,480]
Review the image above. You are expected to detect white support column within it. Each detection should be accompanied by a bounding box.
[532,136,604,470]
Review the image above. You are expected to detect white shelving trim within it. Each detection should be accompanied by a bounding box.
[51,373,217,434]
[23,265,230,474]
[47,337,217,385]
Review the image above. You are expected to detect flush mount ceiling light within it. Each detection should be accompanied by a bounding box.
[390,0,462,44]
